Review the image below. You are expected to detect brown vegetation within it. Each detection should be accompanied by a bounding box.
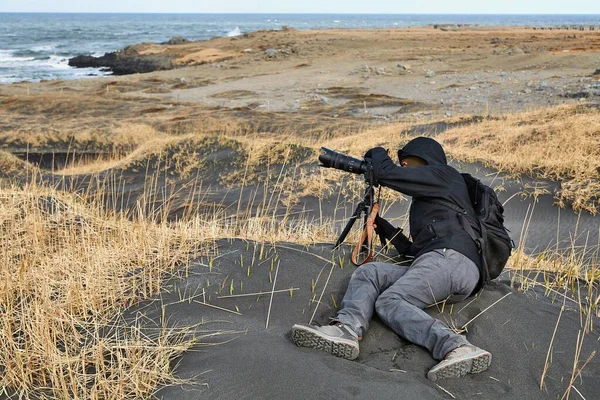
[0,183,200,398]
[437,105,600,214]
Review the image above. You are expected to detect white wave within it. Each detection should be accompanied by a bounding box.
[31,44,57,52]
[0,50,35,63]
[226,26,241,37]
[0,55,70,69]
[334,20,341,23]
[34,55,71,69]
[92,52,106,58]
[0,56,35,63]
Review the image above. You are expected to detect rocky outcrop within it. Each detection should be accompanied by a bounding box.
[69,50,174,75]
[68,38,241,75]
[161,36,190,45]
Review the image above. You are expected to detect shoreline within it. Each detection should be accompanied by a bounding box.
[65,25,600,76]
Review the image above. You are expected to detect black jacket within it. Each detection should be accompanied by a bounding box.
[365,138,481,269]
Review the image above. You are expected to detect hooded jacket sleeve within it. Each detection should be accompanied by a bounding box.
[365,147,452,198]
[374,215,413,255]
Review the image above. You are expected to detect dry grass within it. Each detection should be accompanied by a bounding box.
[300,104,599,214]
[0,182,205,399]
[5,97,598,216]
[0,154,354,398]
[436,105,600,214]
[1,146,598,399]
[1,88,599,398]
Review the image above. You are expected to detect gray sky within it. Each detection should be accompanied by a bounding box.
[1,0,599,14]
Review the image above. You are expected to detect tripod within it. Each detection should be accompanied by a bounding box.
[335,185,374,249]
[335,183,385,265]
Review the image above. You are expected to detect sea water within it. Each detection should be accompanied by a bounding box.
[1,13,599,83]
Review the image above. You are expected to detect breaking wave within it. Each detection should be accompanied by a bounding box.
[226,27,242,37]
[0,50,35,64]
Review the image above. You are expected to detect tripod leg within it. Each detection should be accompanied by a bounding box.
[334,201,365,248]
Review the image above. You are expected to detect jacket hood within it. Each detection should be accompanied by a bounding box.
[397,137,447,166]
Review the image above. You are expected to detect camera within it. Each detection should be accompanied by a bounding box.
[318,147,368,175]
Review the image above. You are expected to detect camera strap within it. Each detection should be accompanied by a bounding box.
[351,201,380,266]
[351,181,382,266]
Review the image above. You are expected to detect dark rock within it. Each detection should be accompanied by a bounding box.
[561,91,590,99]
[536,82,551,91]
[162,36,189,45]
[69,52,173,75]
[593,69,600,75]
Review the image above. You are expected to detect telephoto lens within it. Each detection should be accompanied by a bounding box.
[318,147,368,175]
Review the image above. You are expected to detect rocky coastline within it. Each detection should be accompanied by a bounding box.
[68,34,242,75]
[68,52,173,75]
[68,26,600,76]
[68,46,174,75]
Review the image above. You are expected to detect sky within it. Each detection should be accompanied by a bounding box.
[1,0,599,14]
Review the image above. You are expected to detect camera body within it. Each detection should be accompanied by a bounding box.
[318,147,369,175]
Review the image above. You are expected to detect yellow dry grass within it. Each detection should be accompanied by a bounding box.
[0,161,351,398]
[436,105,600,214]
[0,145,598,398]
[299,105,599,214]
[28,103,600,216]
[0,182,206,398]
[175,48,238,65]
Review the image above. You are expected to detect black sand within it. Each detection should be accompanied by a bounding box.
[121,240,600,400]
[14,141,600,399]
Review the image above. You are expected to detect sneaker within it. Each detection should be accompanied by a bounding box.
[427,345,492,381]
[291,323,360,360]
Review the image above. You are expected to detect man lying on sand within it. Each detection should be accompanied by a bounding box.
[292,137,492,381]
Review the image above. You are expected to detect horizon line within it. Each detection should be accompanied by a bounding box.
[1,11,599,15]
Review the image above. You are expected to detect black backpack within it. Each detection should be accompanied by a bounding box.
[428,173,514,288]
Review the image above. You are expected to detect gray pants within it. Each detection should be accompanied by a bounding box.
[334,248,479,360]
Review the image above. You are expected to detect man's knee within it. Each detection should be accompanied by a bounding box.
[351,262,379,281]
[375,290,407,315]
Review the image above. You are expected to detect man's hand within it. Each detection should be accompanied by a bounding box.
[373,214,397,237]
[363,147,387,162]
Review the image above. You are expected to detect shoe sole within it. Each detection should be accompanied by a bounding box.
[291,324,359,360]
[427,350,492,381]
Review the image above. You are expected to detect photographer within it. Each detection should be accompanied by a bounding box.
[292,137,492,381]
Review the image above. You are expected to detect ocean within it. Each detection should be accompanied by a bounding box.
[1,13,599,84]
